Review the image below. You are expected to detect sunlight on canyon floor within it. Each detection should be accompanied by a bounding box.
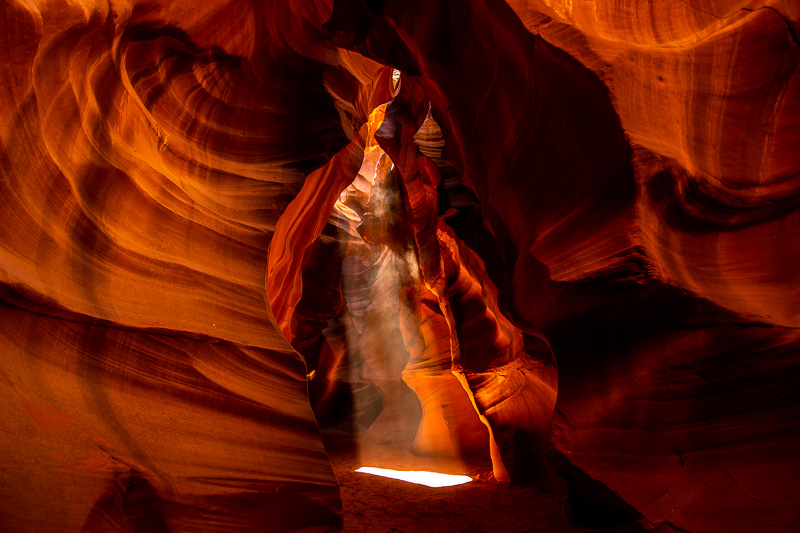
[326,435,594,532]
[355,467,473,488]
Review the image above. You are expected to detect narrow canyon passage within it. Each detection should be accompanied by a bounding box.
[2,1,799,532]
[287,93,572,529]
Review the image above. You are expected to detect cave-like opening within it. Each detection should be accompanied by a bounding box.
[287,68,572,531]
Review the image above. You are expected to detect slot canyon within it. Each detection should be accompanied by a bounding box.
[1,0,799,531]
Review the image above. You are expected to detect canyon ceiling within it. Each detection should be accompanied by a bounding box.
[1,0,799,531]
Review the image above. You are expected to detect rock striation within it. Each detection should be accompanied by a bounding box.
[1,0,799,531]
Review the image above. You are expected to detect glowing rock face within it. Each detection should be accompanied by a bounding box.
[1,0,799,532]
[355,467,472,488]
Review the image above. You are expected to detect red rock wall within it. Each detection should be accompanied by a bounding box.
[322,1,800,530]
[0,1,382,530]
[2,0,799,531]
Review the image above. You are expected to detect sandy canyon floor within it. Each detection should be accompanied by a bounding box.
[326,436,595,532]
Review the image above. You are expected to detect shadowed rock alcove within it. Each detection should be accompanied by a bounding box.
[2,0,799,532]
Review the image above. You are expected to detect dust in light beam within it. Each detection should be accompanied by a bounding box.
[355,467,472,488]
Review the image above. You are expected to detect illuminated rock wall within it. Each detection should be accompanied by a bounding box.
[1,2,388,530]
[2,0,798,531]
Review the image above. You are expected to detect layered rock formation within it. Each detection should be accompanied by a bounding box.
[2,0,799,531]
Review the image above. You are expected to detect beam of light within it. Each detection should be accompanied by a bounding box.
[355,467,472,488]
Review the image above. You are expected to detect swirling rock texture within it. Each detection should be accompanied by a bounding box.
[1,1,799,532]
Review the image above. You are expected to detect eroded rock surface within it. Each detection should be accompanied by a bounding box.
[2,0,799,531]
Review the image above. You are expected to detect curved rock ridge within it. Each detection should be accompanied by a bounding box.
[276,77,556,486]
[353,74,557,484]
[509,0,800,329]
[1,1,389,531]
[1,303,340,532]
[2,0,799,531]
[320,0,800,530]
